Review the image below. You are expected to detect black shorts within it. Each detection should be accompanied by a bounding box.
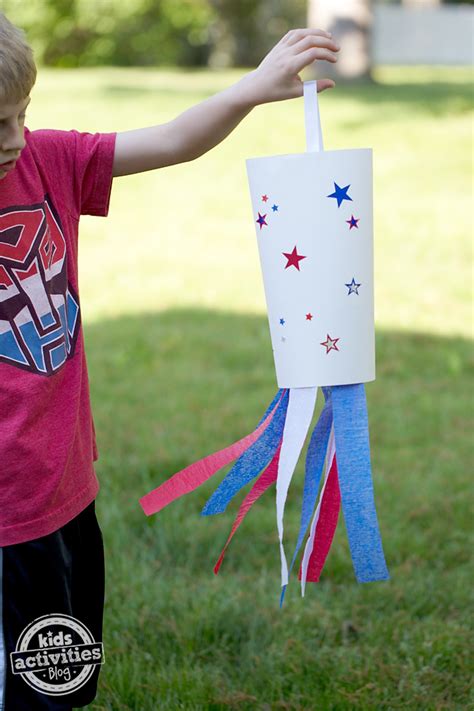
[0,501,105,710]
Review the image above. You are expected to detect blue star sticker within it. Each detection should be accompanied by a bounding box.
[272,204,279,212]
[327,182,353,208]
[279,318,285,325]
[345,277,361,295]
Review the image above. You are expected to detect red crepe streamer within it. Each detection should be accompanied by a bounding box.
[140,391,286,516]
[214,442,282,574]
[298,455,341,583]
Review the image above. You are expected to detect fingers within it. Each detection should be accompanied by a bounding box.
[291,78,336,100]
[317,79,336,93]
[286,32,340,73]
[290,47,337,75]
[284,28,332,46]
[295,46,339,64]
[291,34,340,56]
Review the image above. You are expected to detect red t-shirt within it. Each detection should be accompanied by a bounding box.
[0,127,116,546]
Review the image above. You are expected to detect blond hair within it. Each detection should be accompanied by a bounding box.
[0,12,36,103]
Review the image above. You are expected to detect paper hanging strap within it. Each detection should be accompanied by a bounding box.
[303,80,324,153]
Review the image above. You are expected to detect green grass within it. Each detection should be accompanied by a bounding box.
[28,66,473,710]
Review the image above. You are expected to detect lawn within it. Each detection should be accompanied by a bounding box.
[29,66,473,710]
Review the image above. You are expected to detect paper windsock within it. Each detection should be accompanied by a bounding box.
[140,81,389,599]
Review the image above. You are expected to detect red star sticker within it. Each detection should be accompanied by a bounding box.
[262,194,269,202]
[306,313,313,321]
[320,334,340,354]
[283,246,306,271]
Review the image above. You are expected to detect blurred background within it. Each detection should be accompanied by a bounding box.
[1,1,472,709]
[1,0,473,72]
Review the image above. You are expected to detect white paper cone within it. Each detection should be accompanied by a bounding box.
[246,146,375,389]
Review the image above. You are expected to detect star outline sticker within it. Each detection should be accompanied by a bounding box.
[345,277,361,295]
[320,334,340,354]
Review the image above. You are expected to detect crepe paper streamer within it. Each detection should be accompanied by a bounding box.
[214,443,282,575]
[139,389,286,516]
[299,454,341,588]
[300,428,336,595]
[201,390,289,516]
[289,387,333,572]
[254,388,285,427]
[332,384,389,583]
[277,386,318,592]
[278,388,333,606]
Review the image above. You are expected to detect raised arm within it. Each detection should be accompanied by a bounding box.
[112,28,339,177]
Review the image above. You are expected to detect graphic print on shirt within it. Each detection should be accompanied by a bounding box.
[0,196,80,375]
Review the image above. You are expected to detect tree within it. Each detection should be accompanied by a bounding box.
[2,0,216,67]
[307,0,374,81]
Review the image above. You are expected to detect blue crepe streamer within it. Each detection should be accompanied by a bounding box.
[201,390,289,516]
[331,384,389,583]
[256,389,284,427]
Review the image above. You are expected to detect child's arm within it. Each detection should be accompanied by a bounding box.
[112,28,339,177]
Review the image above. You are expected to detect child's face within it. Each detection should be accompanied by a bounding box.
[0,95,30,180]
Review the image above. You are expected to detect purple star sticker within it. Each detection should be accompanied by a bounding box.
[346,215,360,230]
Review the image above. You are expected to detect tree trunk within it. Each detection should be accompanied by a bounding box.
[307,0,373,81]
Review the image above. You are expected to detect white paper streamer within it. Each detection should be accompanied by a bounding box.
[276,386,318,588]
[300,426,336,596]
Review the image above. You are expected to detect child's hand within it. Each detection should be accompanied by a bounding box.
[113,28,339,176]
[239,28,340,107]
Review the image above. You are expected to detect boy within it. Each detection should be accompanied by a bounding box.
[0,11,339,710]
